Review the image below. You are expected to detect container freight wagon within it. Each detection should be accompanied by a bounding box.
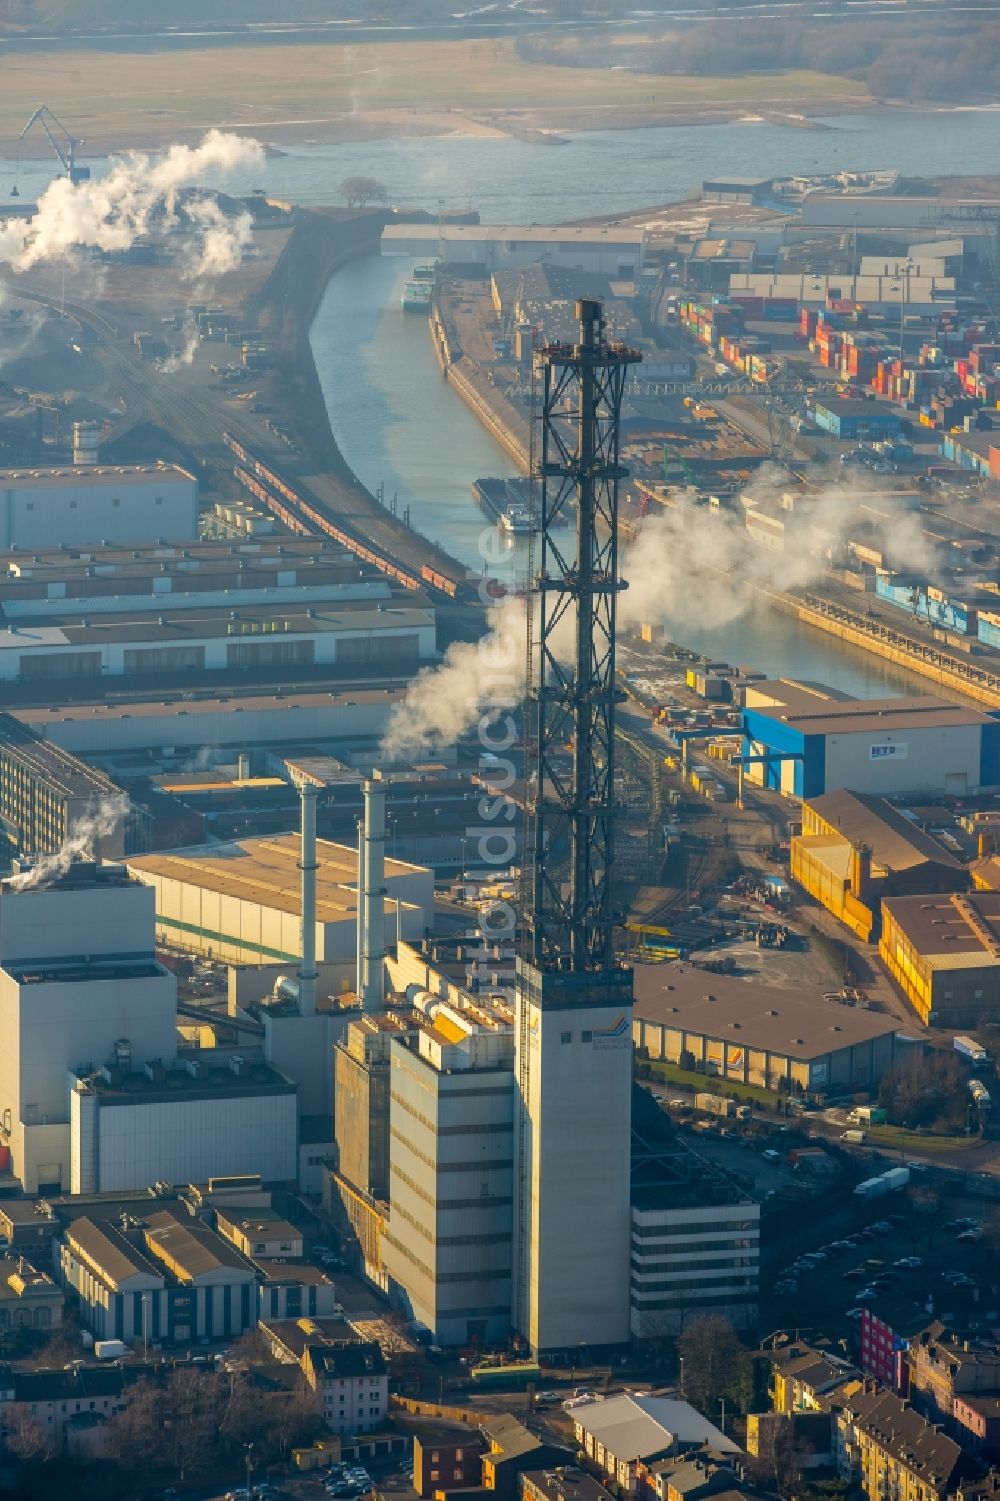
[695,1092,750,1120]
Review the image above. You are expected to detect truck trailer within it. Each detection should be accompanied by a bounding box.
[695,1092,751,1120]
[955,1036,989,1066]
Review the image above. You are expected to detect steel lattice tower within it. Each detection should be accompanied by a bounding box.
[513,299,641,1355]
[525,298,641,972]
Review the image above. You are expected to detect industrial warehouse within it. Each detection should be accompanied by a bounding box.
[879,891,1000,1027]
[790,788,968,941]
[0,463,199,549]
[742,690,1000,800]
[126,833,435,966]
[632,966,905,1093]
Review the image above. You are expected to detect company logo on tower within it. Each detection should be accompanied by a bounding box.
[592,1014,631,1050]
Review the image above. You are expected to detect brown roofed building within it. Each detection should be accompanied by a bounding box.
[792,790,967,943]
[879,892,1000,1026]
[907,1323,1000,1425]
[412,1423,487,1497]
[836,1385,966,1501]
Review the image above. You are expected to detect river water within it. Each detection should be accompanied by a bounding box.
[8,109,1000,693]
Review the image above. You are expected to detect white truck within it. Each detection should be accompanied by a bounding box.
[94,1339,127,1360]
[853,1166,910,1199]
[954,1036,989,1067]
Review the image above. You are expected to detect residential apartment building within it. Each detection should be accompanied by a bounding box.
[300,1341,388,1434]
[412,1423,486,1497]
[769,1343,860,1415]
[836,1385,964,1501]
[908,1324,1000,1424]
[0,1256,63,1334]
[952,1395,1000,1463]
[0,1365,138,1450]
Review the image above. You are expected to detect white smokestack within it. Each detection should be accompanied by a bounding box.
[297,782,318,1017]
[359,778,386,1014]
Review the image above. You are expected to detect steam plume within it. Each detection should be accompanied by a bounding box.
[8,795,128,891]
[0,131,264,280]
[381,596,527,761]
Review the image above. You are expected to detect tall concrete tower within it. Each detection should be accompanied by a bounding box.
[513,300,640,1355]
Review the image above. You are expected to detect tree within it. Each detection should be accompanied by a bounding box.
[5,1406,56,1463]
[677,1315,753,1416]
[339,175,389,209]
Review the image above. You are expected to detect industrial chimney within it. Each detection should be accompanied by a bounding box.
[357,777,387,1013]
[296,779,319,1016]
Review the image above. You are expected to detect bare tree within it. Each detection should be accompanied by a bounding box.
[5,1407,57,1463]
[339,175,389,209]
[677,1315,753,1414]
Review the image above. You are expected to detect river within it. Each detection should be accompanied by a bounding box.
[7,110,999,693]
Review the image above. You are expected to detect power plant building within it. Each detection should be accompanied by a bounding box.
[879,892,1000,1027]
[381,996,516,1347]
[126,834,434,966]
[742,691,1000,800]
[633,965,903,1094]
[0,464,199,549]
[791,789,967,942]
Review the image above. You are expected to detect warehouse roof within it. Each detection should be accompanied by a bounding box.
[572,1394,739,1458]
[126,833,425,923]
[0,463,194,489]
[804,790,965,873]
[65,1218,163,1290]
[881,891,1000,968]
[143,1210,253,1283]
[14,684,405,727]
[633,965,898,1059]
[747,694,995,737]
[0,599,431,652]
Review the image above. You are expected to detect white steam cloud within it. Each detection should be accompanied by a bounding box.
[158,318,200,374]
[381,596,528,761]
[0,130,264,281]
[619,475,939,635]
[379,476,937,760]
[8,795,128,891]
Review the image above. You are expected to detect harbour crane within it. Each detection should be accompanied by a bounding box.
[17,105,90,189]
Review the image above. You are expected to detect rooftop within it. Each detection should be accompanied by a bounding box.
[803,790,965,874]
[75,1055,295,1103]
[746,694,995,738]
[142,1209,253,1283]
[0,598,431,653]
[305,1340,387,1381]
[126,833,425,924]
[633,965,898,1059]
[881,891,1000,968]
[260,1316,355,1360]
[13,683,406,727]
[0,712,123,800]
[0,463,194,491]
[844,1386,962,1490]
[572,1394,739,1458]
[522,1469,615,1501]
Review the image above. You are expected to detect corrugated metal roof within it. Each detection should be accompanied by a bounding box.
[573,1394,739,1457]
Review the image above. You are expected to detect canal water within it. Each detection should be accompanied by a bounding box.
[8,109,999,694]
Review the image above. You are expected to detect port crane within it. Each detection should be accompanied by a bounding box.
[14,105,90,194]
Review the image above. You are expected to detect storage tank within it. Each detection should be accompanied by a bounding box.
[72,420,100,466]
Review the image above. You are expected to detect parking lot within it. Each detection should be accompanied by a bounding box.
[759,1199,998,1343]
